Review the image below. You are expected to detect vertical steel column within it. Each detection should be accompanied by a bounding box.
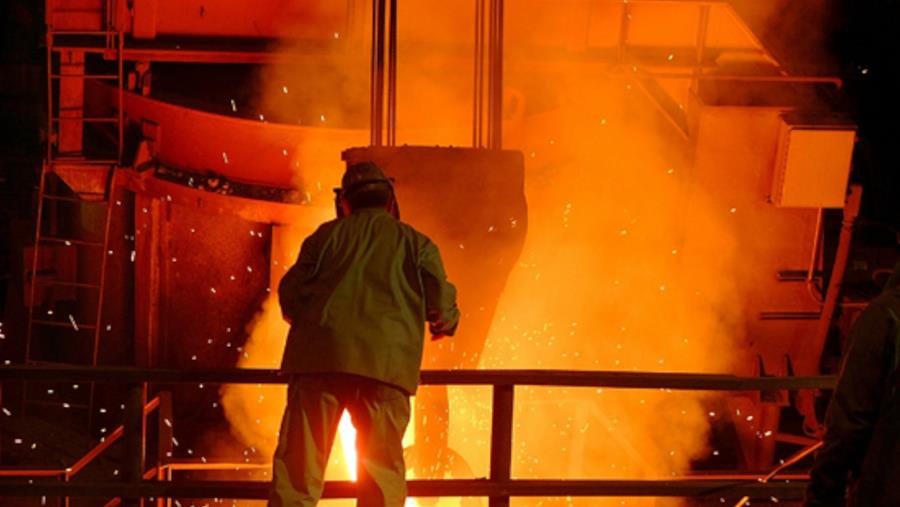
[692,5,710,92]
[616,3,631,64]
[122,383,146,507]
[156,391,173,507]
[486,0,504,150]
[369,0,387,146]
[386,0,398,146]
[472,0,486,148]
[489,384,514,507]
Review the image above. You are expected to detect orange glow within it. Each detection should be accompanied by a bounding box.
[338,411,358,482]
[210,3,811,506]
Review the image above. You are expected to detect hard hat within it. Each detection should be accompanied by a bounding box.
[341,161,394,197]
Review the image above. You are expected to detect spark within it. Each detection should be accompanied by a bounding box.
[2,408,11,416]
[259,114,265,121]
[282,148,288,156]
[68,314,79,331]
[282,86,289,94]
[64,240,71,246]
[320,114,326,122]
[230,99,237,112]
[729,207,737,213]
[333,32,340,39]
[130,250,136,262]
[222,152,230,164]
[667,53,675,61]
[210,287,217,294]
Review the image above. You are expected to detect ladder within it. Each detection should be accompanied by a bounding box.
[23,0,125,426]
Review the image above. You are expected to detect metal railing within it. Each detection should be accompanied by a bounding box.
[0,366,835,506]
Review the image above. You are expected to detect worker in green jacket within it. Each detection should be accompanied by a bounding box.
[805,259,900,507]
[269,161,460,507]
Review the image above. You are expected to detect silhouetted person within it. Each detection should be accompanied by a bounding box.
[269,162,460,507]
[805,260,900,507]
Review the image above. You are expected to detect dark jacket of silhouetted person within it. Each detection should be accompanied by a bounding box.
[805,260,900,507]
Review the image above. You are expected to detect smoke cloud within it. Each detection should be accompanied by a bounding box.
[220,2,749,505]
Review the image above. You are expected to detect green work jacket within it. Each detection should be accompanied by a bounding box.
[278,207,460,394]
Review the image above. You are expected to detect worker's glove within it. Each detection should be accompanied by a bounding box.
[427,310,449,340]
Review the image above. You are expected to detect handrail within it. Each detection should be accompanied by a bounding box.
[0,468,65,478]
[0,396,160,480]
[65,396,160,479]
[0,366,830,504]
[0,478,805,499]
[0,365,836,390]
[734,441,823,507]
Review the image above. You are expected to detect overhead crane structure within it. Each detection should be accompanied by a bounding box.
[5,0,867,505]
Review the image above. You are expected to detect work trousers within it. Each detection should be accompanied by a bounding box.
[268,374,411,507]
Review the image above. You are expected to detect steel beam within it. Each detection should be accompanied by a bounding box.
[0,478,807,500]
[0,365,836,390]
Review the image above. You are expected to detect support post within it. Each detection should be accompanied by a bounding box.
[122,382,146,507]
[487,0,504,150]
[489,384,514,507]
[156,391,173,507]
[796,184,862,434]
[369,0,387,146]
